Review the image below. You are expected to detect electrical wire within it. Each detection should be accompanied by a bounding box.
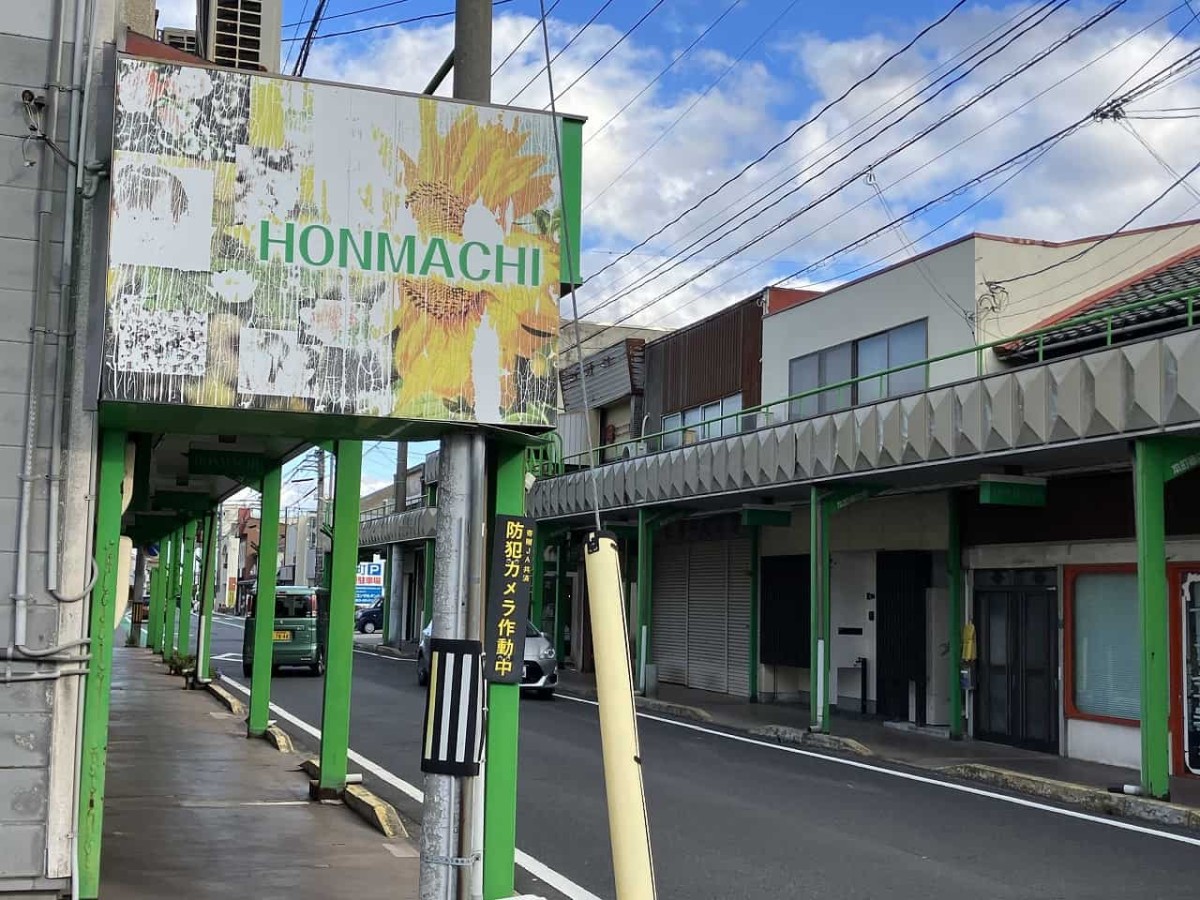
[989,156,1200,287]
[575,0,973,300]
[581,0,1099,324]
[582,36,1199,343]
[293,0,330,76]
[537,0,603,531]
[283,0,414,30]
[582,0,743,145]
[1121,118,1200,203]
[584,0,804,210]
[493,0,563,75]
[283,0,314,69]
[281,0,517,42]
[508,0,615,103]
[551,0,670,105]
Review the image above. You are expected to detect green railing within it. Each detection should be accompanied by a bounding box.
[553,287,1200,472]
[525,431,563,479]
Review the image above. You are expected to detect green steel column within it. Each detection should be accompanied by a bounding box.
[484,441,525,900]
[554,541,567,662]
[1134,439,1171,799]
[162,527,180,658]
[196,513,218,683]
[316,439,362,796]
[248,467,281,737]
[147,558,162,652]
[947,493,964,739]
[636,509,654,692]
[176,520,197,657]
[77,428,127,899]
[749,524,760,702]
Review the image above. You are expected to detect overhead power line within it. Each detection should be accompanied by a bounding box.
[281,0,516,42]
[283,0,414,30]
[581,0,1093,324]
[583,0,743,144]
[579,18,1196,346]
[574,0,972,304]
[508,0,615,103]
[550,0,670,105]
[493,0,563,75]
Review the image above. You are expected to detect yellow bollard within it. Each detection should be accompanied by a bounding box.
[584,531,657,900]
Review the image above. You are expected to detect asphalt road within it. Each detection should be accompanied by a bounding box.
[200,613,1200,900]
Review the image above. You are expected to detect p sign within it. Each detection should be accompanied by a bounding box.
[356,561,384,606]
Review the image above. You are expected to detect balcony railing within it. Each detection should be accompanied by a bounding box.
[551,289,1200,474]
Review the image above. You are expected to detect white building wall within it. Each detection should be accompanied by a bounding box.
[761,239,978,411]
[973,223,1200,354]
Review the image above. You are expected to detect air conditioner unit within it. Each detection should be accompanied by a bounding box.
[633,441,648,457]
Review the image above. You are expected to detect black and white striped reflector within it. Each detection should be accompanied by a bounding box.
[420,638,484,777]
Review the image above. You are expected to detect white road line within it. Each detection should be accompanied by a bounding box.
[557,694,1200,848]
[218,674,605,900]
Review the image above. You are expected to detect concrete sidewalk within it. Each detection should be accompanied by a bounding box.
[100,647,419,899]
[557,668,1200,827]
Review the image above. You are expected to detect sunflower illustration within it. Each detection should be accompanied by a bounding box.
[381,100,559,421]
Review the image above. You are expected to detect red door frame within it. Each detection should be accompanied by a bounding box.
[1169,563,1200,777]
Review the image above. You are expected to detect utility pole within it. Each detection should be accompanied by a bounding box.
[420,3,491,899]
[388,441,408,646]
[316,447,327,585]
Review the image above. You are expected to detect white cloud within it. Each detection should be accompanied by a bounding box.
[304,4,1200,332]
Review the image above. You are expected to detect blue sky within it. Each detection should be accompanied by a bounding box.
[157,0,1200,495]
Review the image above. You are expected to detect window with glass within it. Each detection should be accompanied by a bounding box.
[787,319,928,420]
[1072,571,1140,721]
[660,393,745,447]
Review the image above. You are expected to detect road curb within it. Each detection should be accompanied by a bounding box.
[747,724,873,757]
[263,724,293,753]
[560,685,714,723]
[298,757,408,838]
[353,641,416,661]
[206,682,246,718]
[940,763,1200,830]
[345,784,409,838]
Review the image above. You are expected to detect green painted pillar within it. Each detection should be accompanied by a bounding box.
[947,493,964,739]
[77,428,127,899]
[636,509,654,693]
[147,556,162,652]
[196,513,218,683]
[248,467,281,737]
[555,540,568,663]
[162,527,180,658]
[1134,439,1171,799]
[483,441,525,900]
[176,520,197,658]
[809,487,831,732]
[748,524,760,702]
[317,439,362,796]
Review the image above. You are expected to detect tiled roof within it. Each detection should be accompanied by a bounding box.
[996,247,1200,361]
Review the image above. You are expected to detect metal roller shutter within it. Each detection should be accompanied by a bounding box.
[726,538,752,698]
[687,541,728,693]
[652,539,689,685]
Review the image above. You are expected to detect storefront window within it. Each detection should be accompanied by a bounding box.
[1073,572,1140,721]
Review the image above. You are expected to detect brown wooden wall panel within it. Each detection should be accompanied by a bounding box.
[643,296,763,428]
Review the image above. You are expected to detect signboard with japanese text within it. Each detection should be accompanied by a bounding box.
[484,514,535,684]
[102,57,584,430]
[356,560,384,606]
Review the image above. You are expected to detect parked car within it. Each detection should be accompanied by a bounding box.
[417,621,558,698]
[355,600,384,634]
[242,586,328,678]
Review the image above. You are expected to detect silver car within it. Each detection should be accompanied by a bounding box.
[417,621,558,698]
